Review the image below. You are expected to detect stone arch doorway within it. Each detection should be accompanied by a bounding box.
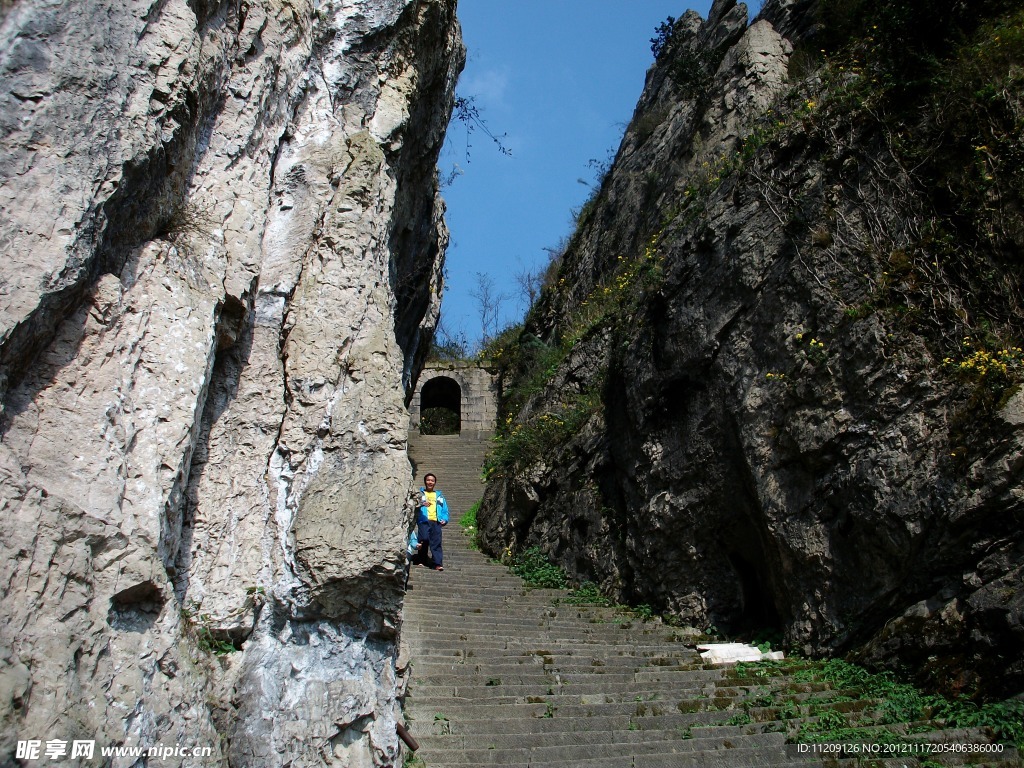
[418,376,462,434]
[409,362,498,438]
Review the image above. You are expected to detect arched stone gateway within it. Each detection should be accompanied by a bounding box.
[418,376,462,434]
[409,362,498,437]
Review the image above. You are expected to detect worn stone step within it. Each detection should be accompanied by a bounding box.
[406,699,742,723]
[406,710,745,739]
[411,597,674,610]
[408,671,719,693]
[405,595,630,609]
[416,737,797,767]
[406,585,569,599]
[406,603,656,618]
[406,692,703,709]
[406,645,704,663]
[406,699,867,740]
[403,626,684,643]
[407,684,843,710]
[405,621,682,639]
[409,653,701,669]
[407,684,722,706]
[408,726,732,751]
[404,604,647,619]
[406,570,524,582]
[404,625,684,640]
[409,657,702,676]
[407,632,693,647]
[405,625,689,643]
[404,605,653,620]
[410,648,702,663]
[410,667,731,690]
[405,759,818,768]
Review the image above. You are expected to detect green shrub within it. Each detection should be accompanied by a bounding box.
[459,501,479,531]
[650,16,676,59]
[483,388,601,479]
[792,659,1024,747]
[943,340,1023,391]
[181,609,240,656]
[477,322,523,366]
[459,501,480,550]
[508,547,568,590]
[564,581,613,607]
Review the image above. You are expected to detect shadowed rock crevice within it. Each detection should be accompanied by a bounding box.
[174,299,256,601]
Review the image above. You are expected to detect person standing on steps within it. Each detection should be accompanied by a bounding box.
[416,473,449,571]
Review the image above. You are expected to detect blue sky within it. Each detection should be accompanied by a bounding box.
[437,1,720,348]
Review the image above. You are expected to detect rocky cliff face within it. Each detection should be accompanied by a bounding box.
[0,0,462,765]
[479,0,1024,699]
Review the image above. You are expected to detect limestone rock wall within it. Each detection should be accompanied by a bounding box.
[479,0,1024,699]
[0,1,463,765]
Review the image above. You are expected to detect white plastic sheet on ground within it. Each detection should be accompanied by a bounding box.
[697,643,785,664]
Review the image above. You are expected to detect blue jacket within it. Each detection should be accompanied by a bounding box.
[417,487,450,524]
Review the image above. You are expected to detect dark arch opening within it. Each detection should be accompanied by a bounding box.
[726,552,783,641]
[419,376,461,435]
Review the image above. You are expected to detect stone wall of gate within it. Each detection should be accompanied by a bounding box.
[409,362,498,436]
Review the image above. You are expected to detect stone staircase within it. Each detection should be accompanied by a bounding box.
[400,434,1020,768]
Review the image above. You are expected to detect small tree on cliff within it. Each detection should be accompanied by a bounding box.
[470,271,507,347]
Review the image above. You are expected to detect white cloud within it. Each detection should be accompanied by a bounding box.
[459,66,511,112]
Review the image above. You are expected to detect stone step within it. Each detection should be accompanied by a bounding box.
[404,617,681,635]
[406,588,611,598]
[409,666,723,687]
[404,598,642,613]
[408,726,749,751]
[399,614,671,630]
[404,637,713,656]
[401,758,817,768]
[408,678,721,701]
[411,647,703,662]
[405,631,694,650]
[407,675,729,696]
[406,697,868,733]
[405,698,747,723]
[407,683,841,707]
[405,642,699,662]
[404,612,681,629]
[415,731,788,764]
[410,649,702,665]
[405,612,673,628]
[403,607,680,629]
[409,655,703,673]
[415,745,806,768]
[407,710,739,738]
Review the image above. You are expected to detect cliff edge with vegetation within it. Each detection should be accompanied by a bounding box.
[478,0,1024,702]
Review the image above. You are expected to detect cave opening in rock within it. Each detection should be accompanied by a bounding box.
[419,375,462,434]
[107,581,165,633]
[727,552,783,639]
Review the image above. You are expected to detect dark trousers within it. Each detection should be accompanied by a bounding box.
[417,520,444,567]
